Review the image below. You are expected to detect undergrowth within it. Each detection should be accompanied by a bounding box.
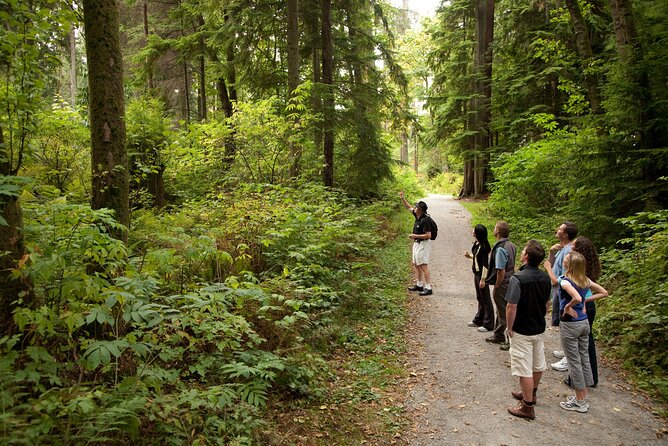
[1,167,421,444]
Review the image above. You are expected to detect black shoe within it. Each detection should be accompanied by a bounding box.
[407,285,424,292]
[485,336,505,344]
[418,288,433,296]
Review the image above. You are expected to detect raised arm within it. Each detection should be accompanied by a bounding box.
[586,280,608,302]
[398,191,414,212]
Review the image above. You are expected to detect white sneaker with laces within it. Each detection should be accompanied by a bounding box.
[551,357,568,371]
[553,350,565,358]
[560,396,588,412]
[477,326,489,332]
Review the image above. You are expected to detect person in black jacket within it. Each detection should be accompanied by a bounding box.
[464,224,494,331]
[505,240,552,420]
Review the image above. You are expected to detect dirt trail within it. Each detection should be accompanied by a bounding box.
[403,194,667,446]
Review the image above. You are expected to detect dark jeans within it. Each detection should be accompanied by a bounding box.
[472,273,494,330]
[492,283,509,340]
[551,289,560,326]
[585,301,598,385]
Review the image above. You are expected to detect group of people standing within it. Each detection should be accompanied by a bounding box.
[398,193,608,420]
[465,220,608,420]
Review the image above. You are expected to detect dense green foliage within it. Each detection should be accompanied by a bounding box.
[596,211,668,404]
[1,167,420,444]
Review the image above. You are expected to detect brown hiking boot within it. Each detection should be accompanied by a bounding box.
[508,400,536,420]
[511,389,537,403]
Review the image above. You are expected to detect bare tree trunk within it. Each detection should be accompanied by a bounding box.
[69,28,77,106]
[83,0,129,241]
[564,0,602,114]
[287,0,301,178]
[321,0,334,187]
[144,0,153,89]
[472,0,494,198]
[609,0,636,64]
[400,129,409,164]
[309,2,323,154]
[0,125,30,332]
[413,126,419,173]
[183,61,190,124]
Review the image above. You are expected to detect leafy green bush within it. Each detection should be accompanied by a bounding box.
[3,180,405,443]
[596,211,668,404]
[427,171,463,196]
[488,123,638,247]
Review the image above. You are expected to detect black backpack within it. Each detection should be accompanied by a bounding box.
[426,215,438,240]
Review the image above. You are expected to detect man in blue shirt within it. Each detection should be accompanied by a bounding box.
[544,221,578,370]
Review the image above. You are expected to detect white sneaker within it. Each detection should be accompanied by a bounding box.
[477,326,490,332]
[560,396,588,412]
[551,357,568,371]
[467,321,478,327]
[553,350,565,358]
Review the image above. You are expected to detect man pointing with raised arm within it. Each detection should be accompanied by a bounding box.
[399,191,434,296]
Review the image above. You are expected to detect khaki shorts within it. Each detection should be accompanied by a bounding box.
[509,333,546,377]
[412,239,431,265]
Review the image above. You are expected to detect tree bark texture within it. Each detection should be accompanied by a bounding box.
[321,0,334,188]
[287,0,301,178]
[564,0,602,114]
[0,126,29,331]
[609,0,636,64]
[69,28,77,106]
[400,129,409,164]
[468,0,494,197]
[83,0,130,241]
[143,0,154,89]
[307,0,323,154]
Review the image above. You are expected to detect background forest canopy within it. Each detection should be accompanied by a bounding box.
[0,0,667,443]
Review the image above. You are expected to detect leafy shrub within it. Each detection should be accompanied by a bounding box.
[596,211,668,403]
[23,98,90,200]
[3,180,403,443]
[488,123,646,247]
[427,171,463,196]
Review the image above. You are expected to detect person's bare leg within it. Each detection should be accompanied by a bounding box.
[421,264,431,288]
[413,263,424,285]
[519,376,534,402]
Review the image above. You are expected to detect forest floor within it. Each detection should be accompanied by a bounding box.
[402,194,668,446]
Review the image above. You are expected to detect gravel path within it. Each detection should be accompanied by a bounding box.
[403,194,667,446]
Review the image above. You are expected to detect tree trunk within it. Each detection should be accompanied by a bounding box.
[182,61,191,123]
[470,0,494,198]
[564,0,602,114]
[198,55,207,121]
[308,1,323,154]
[287,0,301,178]
[143,0,154,89]
[0,126,30,331]
[321,0,334,188]
[83,0,130,241]
[400,129,409,164]
[413,126,419,173]
[69,28,77,106]
[609,0,636,64]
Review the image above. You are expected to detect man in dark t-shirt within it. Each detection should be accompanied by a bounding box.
[504,240,552,420]
[399,191,433,296]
